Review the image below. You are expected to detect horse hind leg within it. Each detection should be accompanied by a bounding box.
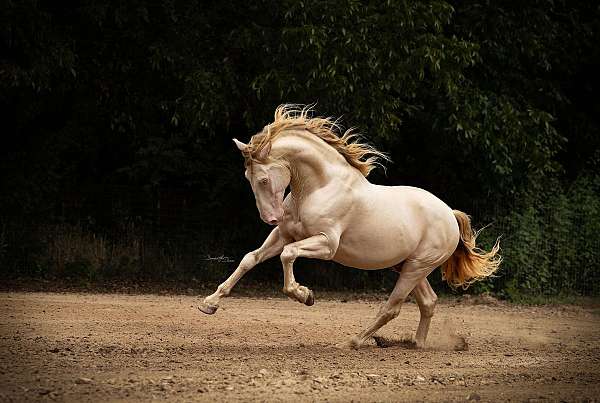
[412,278,438,348]
[339,260,436,349]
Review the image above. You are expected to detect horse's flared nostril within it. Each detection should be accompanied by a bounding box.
[268,219,279,226]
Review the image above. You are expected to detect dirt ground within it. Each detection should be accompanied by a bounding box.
[0,292,599,402]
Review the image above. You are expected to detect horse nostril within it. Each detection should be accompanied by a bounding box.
[268,219,278,225]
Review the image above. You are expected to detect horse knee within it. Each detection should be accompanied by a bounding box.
[280,245,297,265]
[239,252,257,273]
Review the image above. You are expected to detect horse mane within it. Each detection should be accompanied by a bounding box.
[243,104,389,177]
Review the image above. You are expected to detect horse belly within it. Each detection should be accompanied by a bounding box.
[333,219,419,270]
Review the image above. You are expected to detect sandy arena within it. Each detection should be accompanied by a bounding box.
[0,292,599,402]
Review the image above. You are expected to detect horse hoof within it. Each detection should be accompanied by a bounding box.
[198,302,218,315]
[305,290,315,306]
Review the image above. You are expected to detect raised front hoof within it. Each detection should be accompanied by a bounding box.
[304,290,315,306]
[198,302,218,315]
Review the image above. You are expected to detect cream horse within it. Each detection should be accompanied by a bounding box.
[199,105,501,349]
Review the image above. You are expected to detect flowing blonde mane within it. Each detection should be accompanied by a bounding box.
[243,104,389,176]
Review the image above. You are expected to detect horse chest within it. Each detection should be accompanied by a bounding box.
[280,218,307,242]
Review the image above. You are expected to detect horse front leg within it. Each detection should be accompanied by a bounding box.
[199,227,288,314]
[280,232,339,306]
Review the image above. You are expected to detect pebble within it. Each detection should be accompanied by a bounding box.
[76,377,93,384]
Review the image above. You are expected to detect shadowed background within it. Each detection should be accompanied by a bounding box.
[1,0,599,299]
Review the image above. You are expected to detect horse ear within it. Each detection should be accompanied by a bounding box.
[233,138,247,151]
[256,142,271,160]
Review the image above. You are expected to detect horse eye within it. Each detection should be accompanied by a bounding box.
[260,178,268,185]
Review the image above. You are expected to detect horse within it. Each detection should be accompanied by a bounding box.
[199,104,501,349]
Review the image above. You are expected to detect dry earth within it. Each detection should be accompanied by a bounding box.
[0,292,599,402]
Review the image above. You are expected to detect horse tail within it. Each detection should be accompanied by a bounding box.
[441,210,502,289]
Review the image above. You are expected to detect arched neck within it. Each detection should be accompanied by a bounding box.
[271,131,365,201]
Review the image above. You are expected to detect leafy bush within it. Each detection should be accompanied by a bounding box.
[475,174,600,298]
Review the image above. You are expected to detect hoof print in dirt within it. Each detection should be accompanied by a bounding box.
[450,335,468,351]
[373,336,417,349]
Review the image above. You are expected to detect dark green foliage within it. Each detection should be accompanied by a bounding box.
[1,1,598,296]
[496,175,600,297]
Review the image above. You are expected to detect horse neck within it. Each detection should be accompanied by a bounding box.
[273,131,362,200]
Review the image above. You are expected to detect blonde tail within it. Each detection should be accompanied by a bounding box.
[441,210,502,289]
